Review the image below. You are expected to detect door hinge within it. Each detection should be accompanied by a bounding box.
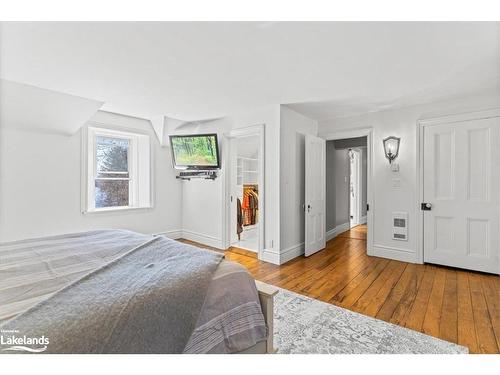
[421,202,432,211]
[366,204,369,212]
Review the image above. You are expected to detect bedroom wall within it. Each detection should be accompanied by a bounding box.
[0,110,183,242]
[318,91,500,263]
[177,105,282,264]
[279,106,318,263]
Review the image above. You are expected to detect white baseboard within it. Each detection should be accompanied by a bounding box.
[371,244,418,263]
[280,242,304,264]
[360,215,367,225]
[154,229,281,265]
[261,249,280,265]
[154,229,221,248]
[152,229,183,239]
[326,222,350,241]
[181,230,224,249]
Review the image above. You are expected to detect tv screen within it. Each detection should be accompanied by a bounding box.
[169,134,220,170]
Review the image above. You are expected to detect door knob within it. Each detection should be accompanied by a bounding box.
[421,202,432,211]
[307,204,311,213]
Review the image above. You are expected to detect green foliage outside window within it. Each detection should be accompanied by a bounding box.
[172,135,218,166]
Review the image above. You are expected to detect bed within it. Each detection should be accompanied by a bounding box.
[0,229,277,354]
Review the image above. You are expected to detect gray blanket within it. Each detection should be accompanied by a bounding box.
[0,231,223,353]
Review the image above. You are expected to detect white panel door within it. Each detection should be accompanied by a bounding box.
[305,135,326,257]
[423,117,500,274]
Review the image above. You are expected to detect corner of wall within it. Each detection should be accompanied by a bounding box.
[279,242,305,264]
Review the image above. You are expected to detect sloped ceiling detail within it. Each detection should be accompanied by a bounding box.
[150,115,225,147]
[0,79,103,135]
[150,116,190,147]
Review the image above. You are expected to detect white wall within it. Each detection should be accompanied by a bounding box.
[279,106,318,263]
[0,110,183,242]
[177,105,282,263]
[319,92,500,263]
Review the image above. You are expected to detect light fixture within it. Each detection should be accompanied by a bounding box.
[383,136,400,164]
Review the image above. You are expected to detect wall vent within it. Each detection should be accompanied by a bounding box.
[392,212,408,241]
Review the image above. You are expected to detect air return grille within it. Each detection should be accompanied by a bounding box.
[392,212,408,241]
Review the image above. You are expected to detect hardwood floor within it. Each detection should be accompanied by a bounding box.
[180,225,500,354]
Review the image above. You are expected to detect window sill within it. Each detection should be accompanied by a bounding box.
[83,206,153,214]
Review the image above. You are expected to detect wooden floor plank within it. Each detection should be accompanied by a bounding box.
[469,274,499,353]
[389,264,426,326]
[457,271,479,353]
[404,265,436,332]
[480,275,500,350]
[330,258,388,304]
[359,261,407,317]
[335,259,391,309]
[421,267,446,338]
[351,260,403,314]
[440,270,458,343]
[376,263,416,321]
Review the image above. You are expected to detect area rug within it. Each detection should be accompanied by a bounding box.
[273,287,468,354]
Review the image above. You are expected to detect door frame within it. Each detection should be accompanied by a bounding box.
[322,128,374,255]
[222,124,265,259]
[416,108,500,268]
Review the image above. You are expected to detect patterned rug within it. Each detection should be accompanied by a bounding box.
[273,287,468,354]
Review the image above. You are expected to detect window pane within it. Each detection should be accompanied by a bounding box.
[95,179,129,208]
[96,136,129,175]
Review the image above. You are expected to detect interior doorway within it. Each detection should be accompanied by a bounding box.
[224,125,265,257]
[325,136,368,244]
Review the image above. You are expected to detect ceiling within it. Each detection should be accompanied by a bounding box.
[0,22,498,122]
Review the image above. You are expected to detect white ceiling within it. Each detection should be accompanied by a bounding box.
[0,22,498,122]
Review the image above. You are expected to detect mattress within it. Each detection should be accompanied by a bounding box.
[0,230,266,353]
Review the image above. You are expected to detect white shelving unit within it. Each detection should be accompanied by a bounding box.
[237,157,259,187]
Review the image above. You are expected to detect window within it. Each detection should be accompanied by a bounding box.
[85,126,151,212]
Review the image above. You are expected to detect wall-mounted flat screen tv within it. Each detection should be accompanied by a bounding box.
[169,133,220,170]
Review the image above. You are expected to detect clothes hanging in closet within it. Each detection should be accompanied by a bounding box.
[241,186,259,226]
[236,198,243,240]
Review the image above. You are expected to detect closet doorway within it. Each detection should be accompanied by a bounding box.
[224,125,265,257]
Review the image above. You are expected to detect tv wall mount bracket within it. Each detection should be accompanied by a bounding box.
[175,170,218,181]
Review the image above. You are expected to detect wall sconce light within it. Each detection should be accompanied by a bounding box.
[383,136,401,164]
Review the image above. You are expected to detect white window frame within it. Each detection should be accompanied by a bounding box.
[83,125,151,213]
